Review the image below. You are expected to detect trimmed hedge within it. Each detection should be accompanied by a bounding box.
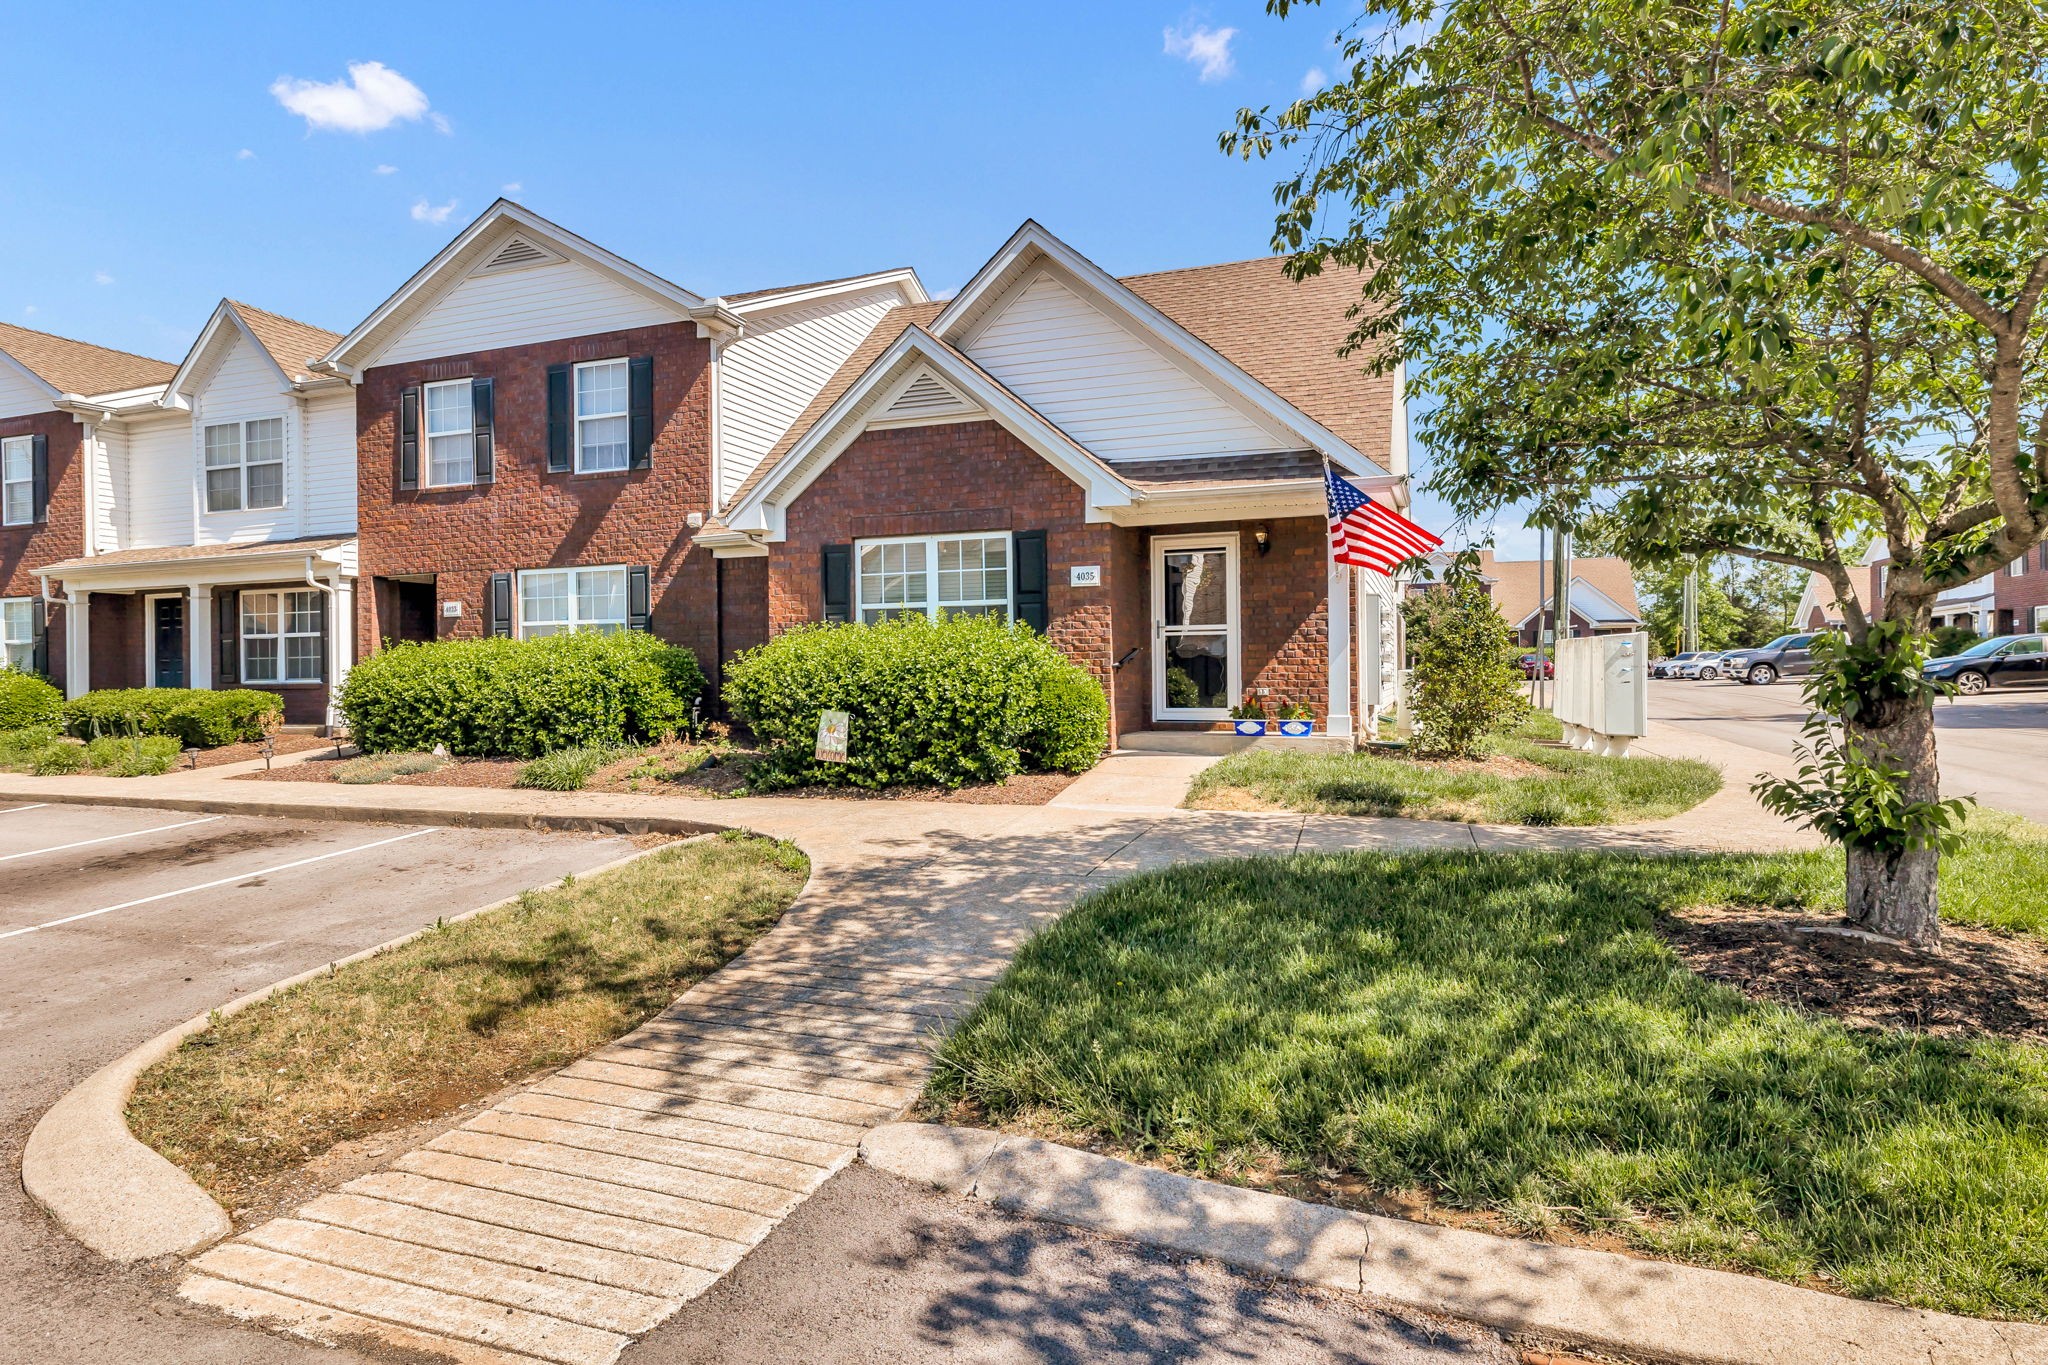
[64,688,284,748]
[0,671,62,730]
[723,614,1109,790]
[338,631,706,759]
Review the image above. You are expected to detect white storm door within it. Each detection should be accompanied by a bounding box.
[1152,534,1240,720]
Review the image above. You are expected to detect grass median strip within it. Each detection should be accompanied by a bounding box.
[926,833,2048,1320]
[1187,712,1721,825]
[129,831,809,1210]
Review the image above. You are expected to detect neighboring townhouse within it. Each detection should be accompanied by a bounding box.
[698,221,1409,743]
[316,202,926,680]
[35,301,356,722]
[1992,545,2048,634]
[1482,551,1643,646]
[0,322,177,693]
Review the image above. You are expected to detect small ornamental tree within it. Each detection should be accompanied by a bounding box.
[1229,0,2048,946]
[1403,577,1526,758]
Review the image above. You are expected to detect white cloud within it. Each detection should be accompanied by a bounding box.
[22,305,36,317]
[1301,66,1327,94]
[501,182,522,195]
[270,61,433,134]
[93,271,115,286]
[236,147,256,160]
[1163,24,1238,81]
[430,111,452,135]
[374,163,397,175]
[410,198,458,225]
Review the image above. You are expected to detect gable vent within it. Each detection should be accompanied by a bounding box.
[882,370,976,419]
[476,235,560,274]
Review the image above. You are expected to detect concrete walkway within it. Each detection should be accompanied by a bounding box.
[7,721,1820,1365]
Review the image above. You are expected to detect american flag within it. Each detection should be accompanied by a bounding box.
[1326,468,1442,574]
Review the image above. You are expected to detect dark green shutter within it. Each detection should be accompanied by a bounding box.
[628,566,652,632]
[488,573,514,637]
[628,355,655,469]
[471,378,495,482]
[30,433,48,522]
[218,589,239,683]
[30,597,47,678]
[546,365,572,472]
[1013,530,1048,633]
[398,387,420,490]
[821,545,853,624]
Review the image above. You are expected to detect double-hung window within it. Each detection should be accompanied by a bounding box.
[423,379,475,486]
[1,437,32,525]
[574,359,630,472]
[241,589,323,683]
[855,533,1011,624]
[204,418,285,512]
[1,598,33,671]
[518,566,628,638]
[2012,558,2028,578]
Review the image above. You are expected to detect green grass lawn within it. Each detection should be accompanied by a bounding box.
[928,828,2048,1319]
[1186,712,1721,825]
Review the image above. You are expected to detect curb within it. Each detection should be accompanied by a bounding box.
[859,1123,2048,1365]
[0,782,729,838]
[23,838,718,1264]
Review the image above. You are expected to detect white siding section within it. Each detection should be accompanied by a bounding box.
[124,414,195,551]
[377,259,680,367]
[717,288,900,506]
[300,390,358,534]
[92,425,127,553]
[0,360,50,418]
[961,270,1287,462]
[191,331,292,545]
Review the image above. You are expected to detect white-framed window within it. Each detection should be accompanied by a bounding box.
[855,533,1011,624]
[573,359,630,473]
[518,566,629,638]
[2036,605,2048,631]
[241,589,323,683]
[203,417,285,513]
[2010,558,2027,578]
[1,597,34,671]
[1,436,32,526]
[423,379,475,487]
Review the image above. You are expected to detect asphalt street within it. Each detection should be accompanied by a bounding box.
[1649,678,2048,823]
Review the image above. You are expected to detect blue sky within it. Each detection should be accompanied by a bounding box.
[0,1,1527,553]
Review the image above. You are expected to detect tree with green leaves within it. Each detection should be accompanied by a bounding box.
[1640,559,1744,653]
[1228,0,2047,945]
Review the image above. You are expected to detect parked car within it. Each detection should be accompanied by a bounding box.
[1520,652,1553,679]
[1722,633,1821,685]
[1651,651,1705,678]
[1678,650,1735,680]
[1923,634,2048,694]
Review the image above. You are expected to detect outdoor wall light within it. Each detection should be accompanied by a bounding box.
[1253,525,1271,556]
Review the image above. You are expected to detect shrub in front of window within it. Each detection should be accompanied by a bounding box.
[0,670,63,730]
[63,688,285,748]
[339,631,706,758]
[723,614,1108,790]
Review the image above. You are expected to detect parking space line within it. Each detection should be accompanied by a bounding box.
[0,827,444,942]
[0,815,225,865]
[0,803,50,814]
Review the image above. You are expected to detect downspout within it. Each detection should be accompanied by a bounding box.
[303,556,340,709]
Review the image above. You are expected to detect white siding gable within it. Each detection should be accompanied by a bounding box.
[717,287,900,506]
[191,330,293,545]
[377,258,680,367]
[960,270,1289,462]
[0,357,51,418]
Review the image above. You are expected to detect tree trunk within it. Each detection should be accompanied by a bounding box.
[1842,694,1943,949]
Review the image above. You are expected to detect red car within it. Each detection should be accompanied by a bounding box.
[1520,653,1553,679]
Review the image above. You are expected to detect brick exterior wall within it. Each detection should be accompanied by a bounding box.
[1995,544,2048,633]
[759,418,1335,741]
[0,409,80,690]
[354,322,717,670]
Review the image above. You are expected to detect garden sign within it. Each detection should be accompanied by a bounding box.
[815,709,850,763]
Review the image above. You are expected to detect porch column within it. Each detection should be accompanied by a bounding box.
[187,585,213,689]
[329,577,354,717]
[1326,562,1353,737]
[63,591,91,698]
[1358,570,1380,731]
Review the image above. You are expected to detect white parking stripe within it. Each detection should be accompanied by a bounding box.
[0,814,224,864]
[0,803,50,814]
[0,827,444,941]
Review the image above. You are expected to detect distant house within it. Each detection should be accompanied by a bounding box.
[1411,548,1643,646]
[1801,549,2047,638]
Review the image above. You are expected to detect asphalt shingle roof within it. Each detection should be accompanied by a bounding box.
[0,322,175,396]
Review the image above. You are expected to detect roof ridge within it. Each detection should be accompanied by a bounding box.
[0,320,177,372]
[1116,255,1296,282]
[224,299,343,340]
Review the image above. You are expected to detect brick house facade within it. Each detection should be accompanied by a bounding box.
[0,409,78,690]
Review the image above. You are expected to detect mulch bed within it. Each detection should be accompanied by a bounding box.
[234,755,526,787]
[1660,910,2048,1044]
[191,734,334,769]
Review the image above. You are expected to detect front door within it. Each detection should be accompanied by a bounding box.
[1153,534,1239,720]
[151,596,186,688]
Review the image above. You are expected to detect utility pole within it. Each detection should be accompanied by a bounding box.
[1681,569,1700,654]
[1533,526,1548,709]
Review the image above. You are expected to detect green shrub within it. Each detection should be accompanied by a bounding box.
[0,725,59,767]
[30,741,87,775]
[0,671,63,730]
[1403,578,1527,758]
[64,688,283,748]
[723,614,1108,790]
[514,744,637,791]
[339,631,705,759]
[84,733,181,777]
[335,752,444,785]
